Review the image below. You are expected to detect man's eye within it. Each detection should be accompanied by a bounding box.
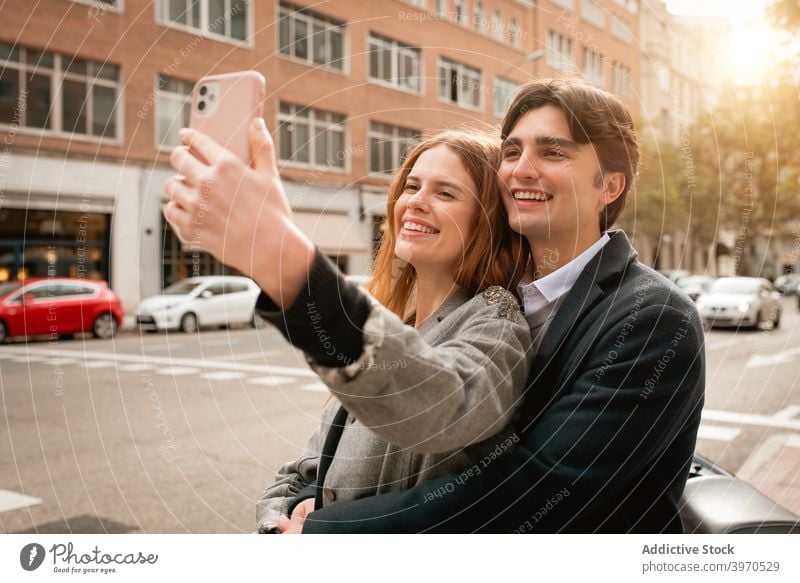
[502,149,520,159]
[546,149,566,159]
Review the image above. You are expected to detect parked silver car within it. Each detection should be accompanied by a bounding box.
[675,275,716,302]
[696,277,782,330]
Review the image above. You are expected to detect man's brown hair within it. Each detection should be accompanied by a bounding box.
[501,78,640,231]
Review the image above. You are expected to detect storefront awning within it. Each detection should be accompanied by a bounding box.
[293,212,366,255]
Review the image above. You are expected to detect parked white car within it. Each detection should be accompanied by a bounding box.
[696,277,782,330]
[135,276,262,333]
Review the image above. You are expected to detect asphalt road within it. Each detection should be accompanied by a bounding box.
[1,298,798,533]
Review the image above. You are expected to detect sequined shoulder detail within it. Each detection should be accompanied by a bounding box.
[481,286,521,321]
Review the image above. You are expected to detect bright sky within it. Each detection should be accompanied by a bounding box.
[665,0,780,84]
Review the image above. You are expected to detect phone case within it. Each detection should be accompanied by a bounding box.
[189,70,266,164]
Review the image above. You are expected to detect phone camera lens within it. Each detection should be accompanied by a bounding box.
[199,85,208,96]
[198,101,206,112]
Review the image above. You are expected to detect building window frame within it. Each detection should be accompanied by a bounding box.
[277,102,349,173]
[546,30,574,72]
[277,1,347,73]
[437,57,482,111]
[493,77,519,119]
[368,121,420,176]
[154,74,193,151]
[0,42,123,144]
[367,32,422,95]
[155,0,253,48]
[68,0,124,15]
[581,46,604,87]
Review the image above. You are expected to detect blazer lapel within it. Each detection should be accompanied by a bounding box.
[519,231,638,429]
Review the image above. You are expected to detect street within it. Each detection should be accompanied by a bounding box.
[1,298,799,533]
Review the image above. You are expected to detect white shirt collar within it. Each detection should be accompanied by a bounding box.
[517,233,611,314]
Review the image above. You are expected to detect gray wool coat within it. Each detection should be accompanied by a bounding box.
[256,286,530,533]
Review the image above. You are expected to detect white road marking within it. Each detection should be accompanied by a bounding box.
[0,489,42,513]
[701,409,800,431]
[774,405,800,420]
[200,371,246,381]
[696,424,741,442]
[0,346,316,378]
[212,350,280,361]
[301,383,329,393]
[11,356,50,363]
[156,367,200,376]
[118,364,152,372]
[247,376,297,386]
[78,361,116,369]
[705,339,739,351]
[746,346,800,369]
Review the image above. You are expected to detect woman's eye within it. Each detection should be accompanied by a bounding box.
[403,183,419,191]
[439,191,454,198]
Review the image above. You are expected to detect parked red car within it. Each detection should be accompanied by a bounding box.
[0,278,124,343]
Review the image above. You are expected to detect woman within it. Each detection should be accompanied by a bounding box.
[250,129,531,533]
[164,121,530,533]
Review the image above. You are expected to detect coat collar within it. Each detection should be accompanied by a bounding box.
[536,230,638,358]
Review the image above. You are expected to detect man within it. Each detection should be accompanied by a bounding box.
[166,78,705,533]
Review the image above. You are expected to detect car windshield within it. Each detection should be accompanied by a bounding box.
[0,281,22,297]
[162,280,201,295]
[710,278,759,294]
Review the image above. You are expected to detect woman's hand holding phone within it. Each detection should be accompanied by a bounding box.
[163,118,314,309]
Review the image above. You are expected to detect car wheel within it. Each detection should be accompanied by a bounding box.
[0,320,7,343]
[92,313,118,339]
[251,311,267,329]
[180,313,199,334]
[752,310,763,330]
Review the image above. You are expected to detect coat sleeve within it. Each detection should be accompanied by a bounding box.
[300,303,705,533]
[255,404,333,533]
[309,287,531,454]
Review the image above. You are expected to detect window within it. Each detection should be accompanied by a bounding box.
[473,1,483,31]
[580,0,606,28]
[492,10,503,41]
[435,0,446,16]
[69,0,122,13]
[0,42,120,139]
[410,0,427,8]
[612,62,630,97]
[158,0,250,42]
[156,75,192,148]
[551,0,575,9]
[204,283,226,296]
[161,218,232,286]
[279,2,345,70]
[546,31,573,71]
[369,121,419,175]
[455,0,466,24]
[278,103,346,169]
[582,47,603,87]
[225,282,250,294]
[368,33,422,93]
[509,17,520,48]
[611,14,632,43]
[493,77,519,118]
[438,57,482,109]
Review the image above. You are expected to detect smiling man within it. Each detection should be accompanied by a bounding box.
[166,78,705,533]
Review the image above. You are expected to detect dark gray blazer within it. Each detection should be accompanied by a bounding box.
[300,230,706,533]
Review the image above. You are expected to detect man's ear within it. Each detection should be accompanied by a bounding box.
[601,171,626,205]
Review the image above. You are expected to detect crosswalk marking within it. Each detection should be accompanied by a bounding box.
[157,367,200,376]
[200,371,246,381]
[697,424,741,442]
[301,383,329,393]
[78,361,116,369]
[118,364,152,372]
[247,375,297,386]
